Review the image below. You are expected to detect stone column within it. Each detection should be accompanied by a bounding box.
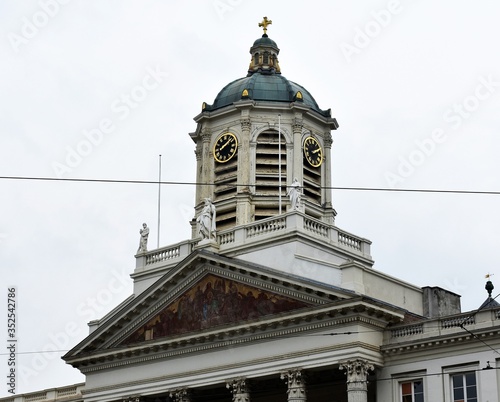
[226,378,250,402]
[339,359,374,402]
[281,369,307,402]
[169,388,192,402]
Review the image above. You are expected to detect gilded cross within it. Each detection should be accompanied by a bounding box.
[259,16,272,35]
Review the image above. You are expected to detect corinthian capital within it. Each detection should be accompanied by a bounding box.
[292,118,303,133]
[226,378,250,402]
[241,118,251,131]
[339,359,374,383]
[169,388,191,402]
[201,128,212,142]
[281,368,306,401]
[323,132,333,147]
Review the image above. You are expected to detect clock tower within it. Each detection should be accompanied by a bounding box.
[190,18,339,235]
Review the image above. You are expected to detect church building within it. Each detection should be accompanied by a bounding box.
[54,18,500,402]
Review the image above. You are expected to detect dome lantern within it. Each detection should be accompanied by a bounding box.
[248,17,281,75]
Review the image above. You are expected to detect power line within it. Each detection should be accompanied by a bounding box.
[2,175,500,196]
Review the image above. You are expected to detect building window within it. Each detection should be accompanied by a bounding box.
[263,51,269,64]
[401,380,424,402]
[451,372,477,402]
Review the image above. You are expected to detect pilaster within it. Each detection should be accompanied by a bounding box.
[200,128,213,202]
[322,131,333,210]
[339,359,374,402]
[292,117,303,183]
[236,117,252,225]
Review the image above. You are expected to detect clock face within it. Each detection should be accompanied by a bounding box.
[213,133,238,163]
[303,136,323,167]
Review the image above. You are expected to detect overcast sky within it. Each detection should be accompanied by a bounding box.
[2,0,500,396]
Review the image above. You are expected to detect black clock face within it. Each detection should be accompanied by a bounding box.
[303,136,323,167]
[213,133,238,163]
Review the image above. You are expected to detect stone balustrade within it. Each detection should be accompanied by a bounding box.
[136,211,372,270]
[385,308,500,344]
[0,383,84,402]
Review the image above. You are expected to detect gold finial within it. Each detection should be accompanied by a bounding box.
[258,16,272,35]
[486,273,494,279]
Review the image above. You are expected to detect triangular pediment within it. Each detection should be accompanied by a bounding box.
[122,273,311,345]
[64,250,404,370]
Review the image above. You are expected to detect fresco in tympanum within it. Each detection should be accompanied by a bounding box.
[123,274,311,344]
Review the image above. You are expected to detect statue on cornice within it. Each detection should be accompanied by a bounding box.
[288,178,302,210]
[137,223,149,254]
[197,198,216,240]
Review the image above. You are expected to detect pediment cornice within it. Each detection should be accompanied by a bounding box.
[63,250,404,370]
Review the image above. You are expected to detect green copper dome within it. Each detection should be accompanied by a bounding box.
[205,73,330,117]
[251,35,278,49]
[202,32,331,118]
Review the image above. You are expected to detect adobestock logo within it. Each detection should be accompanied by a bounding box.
[213,0,243,21]
[8,0,72,53]
[51,65,168,178]
[340,0,402,63]
[18,269,130,385]
[384,75,500,187]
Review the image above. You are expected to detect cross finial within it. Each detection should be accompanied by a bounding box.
[258,16,272,36]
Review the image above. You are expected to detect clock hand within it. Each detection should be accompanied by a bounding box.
[312,148,321,154]
[220,139,233,150]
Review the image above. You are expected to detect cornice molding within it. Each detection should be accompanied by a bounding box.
[70,299,401,372]
[382,326,500,356]
[81,341,379,397]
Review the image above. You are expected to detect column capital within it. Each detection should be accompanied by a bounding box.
[241,118,251,131]
[340,359,374,402]
[281,368,307,401]
[169,388,192,402]
[201,128,212,142]
[339,359,374,383]
[226,377,250,402]
[323,132,333,147]
[195,144,202,161]
[292,118,303,133]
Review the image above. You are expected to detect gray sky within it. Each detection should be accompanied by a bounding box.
[2,0,500,396]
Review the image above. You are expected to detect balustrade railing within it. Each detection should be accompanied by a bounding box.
[338,231,362,251]
[217,231,235,245]
[146,246,181,265]
[391,324,424,338]
[441,314,475,329]
[303,217,329,238]
[137,212,371,271]
[386,309,499,343]
[246,216,286,238]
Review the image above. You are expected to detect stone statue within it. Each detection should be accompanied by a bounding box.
[137,223,149,253]
[197,198,216,240]
[288,178,302,210]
